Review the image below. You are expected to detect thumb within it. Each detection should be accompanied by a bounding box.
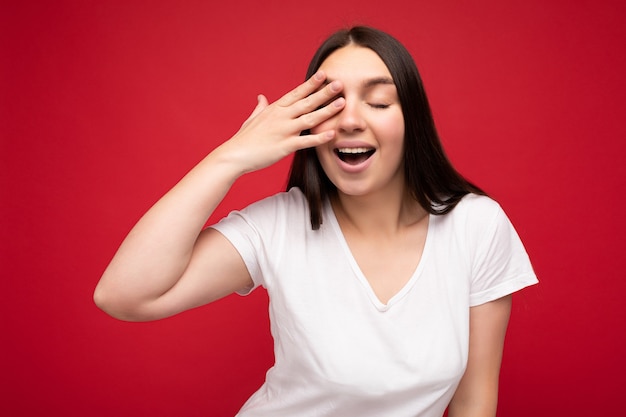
[244,94,269,123]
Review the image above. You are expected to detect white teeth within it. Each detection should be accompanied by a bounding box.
[336,147,372,154]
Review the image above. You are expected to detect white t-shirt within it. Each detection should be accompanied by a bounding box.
[211,188,537,417]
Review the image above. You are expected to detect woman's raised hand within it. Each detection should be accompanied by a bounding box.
[215,70,345,175]
[94,72,346,321]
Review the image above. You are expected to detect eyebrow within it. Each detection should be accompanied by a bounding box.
[323,76,395,88]
[362,77,395,88]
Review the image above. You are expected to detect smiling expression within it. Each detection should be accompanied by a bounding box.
[313,45,406,200]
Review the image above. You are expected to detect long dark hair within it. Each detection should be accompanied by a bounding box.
[287,26,485,230]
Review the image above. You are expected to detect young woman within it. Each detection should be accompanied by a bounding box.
[95,26,537,416]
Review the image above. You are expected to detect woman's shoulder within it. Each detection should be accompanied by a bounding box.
[213,187,310,241]
[453,193,502,217]
[233,187,309,224]
[243,187,307,212]
[439,193,505,234]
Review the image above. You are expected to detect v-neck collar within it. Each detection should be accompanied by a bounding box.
[323,198,433,312]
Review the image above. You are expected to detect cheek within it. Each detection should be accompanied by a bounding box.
[376,114,405,144]
[315,145,336,176]
[314,147,328,175]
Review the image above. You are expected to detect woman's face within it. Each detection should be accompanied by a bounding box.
[313,45,406,200]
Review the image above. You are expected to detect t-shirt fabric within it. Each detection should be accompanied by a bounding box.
[211,188,538,417]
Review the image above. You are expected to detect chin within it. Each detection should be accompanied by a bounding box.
[331,181,378,198]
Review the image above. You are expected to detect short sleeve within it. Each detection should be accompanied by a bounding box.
[208,189,305,296]
[210,209,265,295]
[468,201,538,306]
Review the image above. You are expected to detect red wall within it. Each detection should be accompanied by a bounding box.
[2,1,625,415]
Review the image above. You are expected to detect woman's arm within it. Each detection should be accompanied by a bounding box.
[448,295,512,417]
[93,72,345,322]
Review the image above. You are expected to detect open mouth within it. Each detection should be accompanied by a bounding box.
[334,147,376,165]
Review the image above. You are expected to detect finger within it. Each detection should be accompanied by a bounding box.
[297,96,345,131]
[276,70,327,107]
[298,129,337,149]
[294,80,343,116]
[242,94,269,127]
[250,94,269,118]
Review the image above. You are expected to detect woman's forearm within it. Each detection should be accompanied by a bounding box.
[93,147,244,318]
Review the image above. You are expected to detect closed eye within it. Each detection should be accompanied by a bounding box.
[368,103,391,109]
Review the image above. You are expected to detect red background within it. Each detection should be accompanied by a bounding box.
[2,1,625,415]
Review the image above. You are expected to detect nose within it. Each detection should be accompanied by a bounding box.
[336,99,366,134]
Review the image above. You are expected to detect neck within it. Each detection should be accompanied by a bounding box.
[331,188,427,237]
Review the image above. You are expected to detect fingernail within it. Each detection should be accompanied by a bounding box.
[333,97,345,107]
[330,81,341,92]
[314,71,324,81]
